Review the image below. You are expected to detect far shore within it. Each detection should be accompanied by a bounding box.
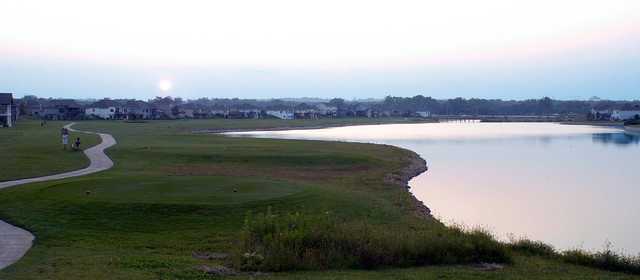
[192,118,437,134]
[559,121,624,127]
[625,125,640,133]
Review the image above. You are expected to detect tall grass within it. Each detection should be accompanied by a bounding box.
[232,209,511,271]
[507,237,556,257]
[562,242,640,275]
[233,209,640,275]
[509,237,640,275]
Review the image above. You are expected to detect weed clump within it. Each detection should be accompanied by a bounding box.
[562,242,640,275]
[508,238,640,275]
[232,209,511,271]
[508,237,556,257]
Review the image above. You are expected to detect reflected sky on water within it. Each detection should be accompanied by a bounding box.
[229,123,640,254]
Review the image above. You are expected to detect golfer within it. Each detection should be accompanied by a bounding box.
[61,128,69,150]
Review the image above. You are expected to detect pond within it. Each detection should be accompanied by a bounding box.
[229,122,640,254]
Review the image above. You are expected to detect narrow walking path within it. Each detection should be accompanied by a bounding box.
[0,123,116,270]
[0,123,116,189]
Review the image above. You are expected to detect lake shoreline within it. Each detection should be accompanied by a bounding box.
[559,121,624,127]
[192,119,437,134]
[204,120,625,135]
[386,147,432,219]
[625,125,640,134]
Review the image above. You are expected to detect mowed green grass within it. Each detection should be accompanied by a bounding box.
[0,120,100,181]
[0,119,637,279]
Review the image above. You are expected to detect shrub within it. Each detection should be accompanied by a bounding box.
[508,237,557,257]
[232,209,511,271]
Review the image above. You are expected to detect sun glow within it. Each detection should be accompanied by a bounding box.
[158,80,173,92]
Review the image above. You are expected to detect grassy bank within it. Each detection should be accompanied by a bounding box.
[0,119,638,279]
[234,210,509,271]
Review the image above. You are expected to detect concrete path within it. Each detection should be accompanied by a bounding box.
[0,123,116,189]
[0,123,116,270]
[0,221,35,271]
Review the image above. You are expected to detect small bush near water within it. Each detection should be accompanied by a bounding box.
[232,209,511,271]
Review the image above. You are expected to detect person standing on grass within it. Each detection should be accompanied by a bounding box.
[61,127,69,150]
[73,137,81,151]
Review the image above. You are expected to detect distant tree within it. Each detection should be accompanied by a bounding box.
[328,98,346,108]
[19,102,27,115]
[538,97,553,115]
[171,105,181,116]
[621,103,636,110]
[22,95,38,101]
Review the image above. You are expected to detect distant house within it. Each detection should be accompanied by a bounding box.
[354,104,373,118]
[210,105,228,118]
[416,111,431,118]
[0,93,17,127]
[590,109,612,121]
[378,110,392,117]
[238,109,261,119]
[22,99,44,117]
[611,110,640,121]
[293,103,319,119]
[124,100,152,120]
[225,109,258,119]
[180,103,196,119]
[149,99,178,119]
[180,103,212,119]
[315,103,338,117]
[211,103,260,119]
[226,110,243,119]
[85,99,126,120]
[42,99,83,120]
[266,110,294,120]
[192,107,210,119]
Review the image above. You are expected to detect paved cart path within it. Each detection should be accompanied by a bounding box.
[0,123,116,270]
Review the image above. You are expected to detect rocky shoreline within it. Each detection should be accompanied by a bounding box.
[384,148,432,219]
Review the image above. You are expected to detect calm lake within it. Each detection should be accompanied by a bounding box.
[229,122,640,254]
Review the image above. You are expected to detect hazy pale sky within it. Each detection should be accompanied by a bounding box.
[1,0,639,100]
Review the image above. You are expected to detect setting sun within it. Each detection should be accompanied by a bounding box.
[158,80,173,92]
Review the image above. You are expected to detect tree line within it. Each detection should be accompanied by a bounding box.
[369,96,639,115]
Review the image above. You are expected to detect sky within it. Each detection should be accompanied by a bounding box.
[1,0,639,100]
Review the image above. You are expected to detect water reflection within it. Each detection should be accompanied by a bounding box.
[592,133,640,146]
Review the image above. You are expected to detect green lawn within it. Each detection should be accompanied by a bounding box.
[0,119,637,279]
[0,121,100,181]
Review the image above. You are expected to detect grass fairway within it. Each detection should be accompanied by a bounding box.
[0,120,100,181]
[0,119,638,279]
